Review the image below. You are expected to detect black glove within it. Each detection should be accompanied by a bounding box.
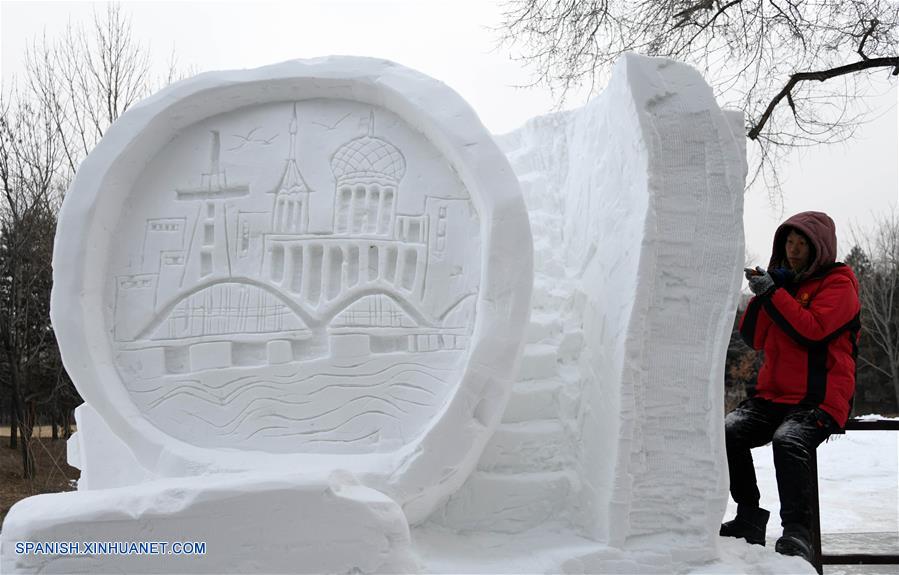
[768,268,795,287]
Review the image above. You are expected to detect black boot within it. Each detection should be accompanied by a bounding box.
[720,506,770,545]
[775,524,814,564]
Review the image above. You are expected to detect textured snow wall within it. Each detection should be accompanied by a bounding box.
[432,53,746,559]
[576,55,745,550]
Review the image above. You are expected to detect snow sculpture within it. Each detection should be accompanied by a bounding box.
[561,55,747,552]
[1,57,531,573]
[423,54,749,571]
[4,54,795,575]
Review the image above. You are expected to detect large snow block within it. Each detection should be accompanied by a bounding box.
[67,403,155,490]
[561,54,746,550]
[0,472,415,574]
[483,52,746,560]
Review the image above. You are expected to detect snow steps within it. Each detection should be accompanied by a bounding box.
[527,312,563,343]
[504,148,533,175]
[527,211,564,244]
[516,343,559,381]
[502,379,563,423]
[533,270,580,304]
[518,173,559,213]
[535,252,565,278]
[478,420,570,473]
[432,140,586,534]
[430,470,575,534]
[531,282,570,312]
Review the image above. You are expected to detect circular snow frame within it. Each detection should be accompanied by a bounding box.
[51,57,532,522]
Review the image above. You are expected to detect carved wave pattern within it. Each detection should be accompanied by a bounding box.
[128,351,463,454]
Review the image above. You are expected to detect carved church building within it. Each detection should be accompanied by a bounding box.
[261,108,429,310]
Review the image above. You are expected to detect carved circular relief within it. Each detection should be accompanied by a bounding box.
[112,100,481,454]
[52,57,531,520]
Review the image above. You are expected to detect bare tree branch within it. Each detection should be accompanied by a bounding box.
[850,212,899,409]
[858,18,880,59]
[748,56,899,139]
[1,1,181,480]
[499,0,899,195]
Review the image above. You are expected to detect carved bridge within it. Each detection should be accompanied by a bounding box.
[135,237,433,344]
[262,235,429,324]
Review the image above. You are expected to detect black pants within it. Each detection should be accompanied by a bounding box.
[724,397,837,532]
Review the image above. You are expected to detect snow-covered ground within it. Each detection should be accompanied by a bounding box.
[723,423,898,535]
[718,425,898,574]
[416,427,897,574]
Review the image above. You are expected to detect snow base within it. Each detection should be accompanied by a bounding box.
[413,524,815,574]
[1,471,416,574]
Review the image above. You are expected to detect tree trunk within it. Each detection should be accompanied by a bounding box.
[19,429,34,478]
[9,402,18,449]
[9,358,36,478]
[13,395,34,479]
[891,363,899,415]
[63,409,72,439]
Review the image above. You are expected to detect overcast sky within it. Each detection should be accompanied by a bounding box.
[1,0,897,264]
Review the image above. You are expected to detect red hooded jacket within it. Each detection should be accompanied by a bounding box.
[739,211,860,427]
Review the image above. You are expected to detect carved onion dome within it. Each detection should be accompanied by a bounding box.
[330,113,406,187]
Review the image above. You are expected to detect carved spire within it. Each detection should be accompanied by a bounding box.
[288,102,298,159]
